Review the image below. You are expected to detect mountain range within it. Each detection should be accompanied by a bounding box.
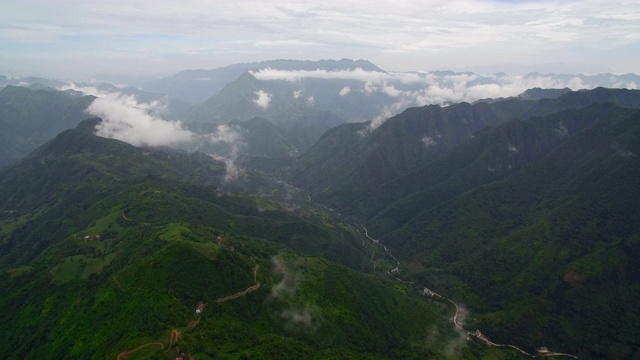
[2,60,640,359]
[0,118,516,359]
[282,87,640,359]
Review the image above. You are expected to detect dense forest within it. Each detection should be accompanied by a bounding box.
[1,74,639,359]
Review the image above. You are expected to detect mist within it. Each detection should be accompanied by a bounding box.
[249,68,640,131]
[61,83,247,182]
[60,83,193,147]
[270,255,300,299]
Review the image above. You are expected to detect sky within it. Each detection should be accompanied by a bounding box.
[1,0,639,80]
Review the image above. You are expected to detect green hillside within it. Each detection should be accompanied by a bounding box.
[0,120,528,359]
[282,88,640,359]
[287,88,640,216]
[386,104,640,358]
[0,85,95,168]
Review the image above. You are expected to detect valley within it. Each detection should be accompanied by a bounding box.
[1,61,639,359]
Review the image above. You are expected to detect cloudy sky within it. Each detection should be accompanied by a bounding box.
[1,0,639,79]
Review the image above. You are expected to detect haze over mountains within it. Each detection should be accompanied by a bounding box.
[2,59,639,169]
[1,59,640,359]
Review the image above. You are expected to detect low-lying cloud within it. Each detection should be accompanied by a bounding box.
[254,90,272,109]
[206,124,243,182]
[60,83,192,147]
[281,307,314,326]
[251,67,423,84]
[252,68,639,105]
[250,68,639,131]
[270,255,300,299]
[269,256,318,330]
[60,83,246,182]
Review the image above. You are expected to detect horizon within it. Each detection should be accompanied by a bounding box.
[2,58,639,86]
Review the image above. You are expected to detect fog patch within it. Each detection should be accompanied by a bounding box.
[281,307,316,328]
[443,304,470,358]
[360,99,412,135]
[206,124,244,182]
[422,136,437,147]
[612,143,636,157]
[306,96,315,106]
[269,256,318,330]
[270,255,300,299]
[555,122,568,136]
[254,90,272,110]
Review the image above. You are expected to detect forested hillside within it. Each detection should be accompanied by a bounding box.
[0,119,526,359]
[0,85,95,168]
[283,88,640,359]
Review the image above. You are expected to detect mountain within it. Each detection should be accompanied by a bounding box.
[385,103,640,359]
[180,64,640,148]
[0,117,374,267]
[144,59,381,104]
[288,88,640,216]
[283,87,640,358]
[0,76,67,89]
[74,81,192,118]
[0,118,533,359]
[182,72,348,130]
[475,87,573,104]
[0,85,95,168]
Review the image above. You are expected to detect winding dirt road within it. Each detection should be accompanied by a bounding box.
[116,264,260,359]
[215,264,260,303]
[117,329,186,360]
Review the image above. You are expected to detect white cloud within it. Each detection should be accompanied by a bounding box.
[555,122,568,137]
[306,96,315,106]
[251,68,422,84]
[422,136,437,147]
[249,67,640,130]
[59,83,248,182]
[382,84,402,97]
[207,124,241,144]
[253,90,272,110]
[360,99,412,134]
[293,89,302,99]
[206,124,244,182]
[270,256,299,299]
[252,68,635,110]
[60,83,192,147]
[281,307,314,326]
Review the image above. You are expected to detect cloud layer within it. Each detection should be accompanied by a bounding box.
[1,1,639,78]
[250,68,640,131]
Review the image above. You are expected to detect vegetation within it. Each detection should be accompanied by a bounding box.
[0,84,95,168]
[0,121,521,359]
[283,88,640,359]
[3,86,640,359]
